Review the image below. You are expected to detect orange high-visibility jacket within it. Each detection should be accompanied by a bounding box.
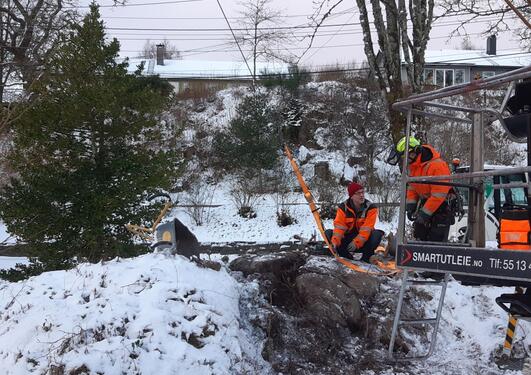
[406,144,451,217]
[331,199,378,249]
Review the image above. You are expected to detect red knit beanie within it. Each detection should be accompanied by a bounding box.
[347,182,363,197]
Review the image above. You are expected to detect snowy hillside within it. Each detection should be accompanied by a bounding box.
[1,83,531,374]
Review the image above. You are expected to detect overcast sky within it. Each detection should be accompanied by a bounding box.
[82,0,524,68]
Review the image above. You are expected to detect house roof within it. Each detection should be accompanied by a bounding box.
[126,58,290,79]
[421,49,531,67]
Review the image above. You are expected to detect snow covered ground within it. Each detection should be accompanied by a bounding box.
[0,84,529,373]
[0,253,270,374]
[1,190,530,374]
[171,178,395,244]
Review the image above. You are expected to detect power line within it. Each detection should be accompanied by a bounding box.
[104,22,378,32]
[96,5,525,25]
[117,35,524,59]
[71,0,204,8]
[3,50,529,70]
[108,29,515,45]
[143,50,531,69]
[22,16,516,41]
[215,0,253,80]
[106,16,512,40]
[100,7,357,20]
[103,13,519,33]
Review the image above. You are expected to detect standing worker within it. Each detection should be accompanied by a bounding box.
[326,182,383,262]
[391,136,454,242]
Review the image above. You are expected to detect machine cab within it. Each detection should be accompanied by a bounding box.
[450,165,528,243]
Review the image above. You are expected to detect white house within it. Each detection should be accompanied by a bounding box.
[402,36,531,88]
[127,45,290,94]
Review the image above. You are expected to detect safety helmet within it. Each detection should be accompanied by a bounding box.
[386,136,421,166]
[396,136,421,153]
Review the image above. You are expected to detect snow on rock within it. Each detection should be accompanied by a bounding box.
[0,253,270,375]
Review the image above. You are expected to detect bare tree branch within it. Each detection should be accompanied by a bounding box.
[439,0,530,48]
[232,0,297,85]
[299,0,344,62]
[309,0,436,142]
[0,0,77,132]
[502,0,531,28]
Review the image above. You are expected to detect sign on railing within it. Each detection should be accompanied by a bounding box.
[397,244,531,282]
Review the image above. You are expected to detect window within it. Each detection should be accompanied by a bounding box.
[444,69,454,87]
[423,69,434,85]
[429,68,466,87]
[436,69,444,86]
[499,174,527,207]
[455,69,465,84]
[461,173,527,211]
[482,71,495,79]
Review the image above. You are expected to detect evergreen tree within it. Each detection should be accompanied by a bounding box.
[0,4,179,276]
[213,92,280,174]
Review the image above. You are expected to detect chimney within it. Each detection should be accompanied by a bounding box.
[156,43,165,65]
[486,35,496,55]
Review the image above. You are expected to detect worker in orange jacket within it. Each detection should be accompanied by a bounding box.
[325,182,383,262]
[395,136,454,241]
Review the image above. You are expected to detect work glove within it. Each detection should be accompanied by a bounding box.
[406,202,417,221]
[346,241,357,254]
[414,211,431,227]
[413,211,431,240]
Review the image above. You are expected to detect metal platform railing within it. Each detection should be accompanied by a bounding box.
[388,65,531,362]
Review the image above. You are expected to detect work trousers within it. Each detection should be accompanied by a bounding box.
[414,201,452,242]
[325,229,384,262]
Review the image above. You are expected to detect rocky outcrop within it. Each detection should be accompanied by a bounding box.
[229,250,422,374]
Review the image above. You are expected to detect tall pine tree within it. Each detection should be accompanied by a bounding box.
[0,4,179,275]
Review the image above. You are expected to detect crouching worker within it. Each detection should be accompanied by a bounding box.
[325,182,383,263]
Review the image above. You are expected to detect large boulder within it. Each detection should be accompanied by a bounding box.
[295,272,362,329]
[229,251,306,277]
[232,250,399,374]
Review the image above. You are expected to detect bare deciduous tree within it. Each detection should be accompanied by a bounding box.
[309,1,435,142]
[138,38,182,60]
[460,35,477,50]
[440,0,531,49]
[183,179,215,226]
[234,0,296,85]
[230,173,260,218]
[0,0,76,130]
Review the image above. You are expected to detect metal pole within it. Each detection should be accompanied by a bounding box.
[407,166,531,182]
[397,108,413,249]
[393,66,531,109]
[427,274,451,357]
[388,270,409,360]
[469,112,485,247]
[527,115,531,234]
[409,109,473,124]
[422,101,483,114]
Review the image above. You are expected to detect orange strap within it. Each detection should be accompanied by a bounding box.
[285,145,398,276]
